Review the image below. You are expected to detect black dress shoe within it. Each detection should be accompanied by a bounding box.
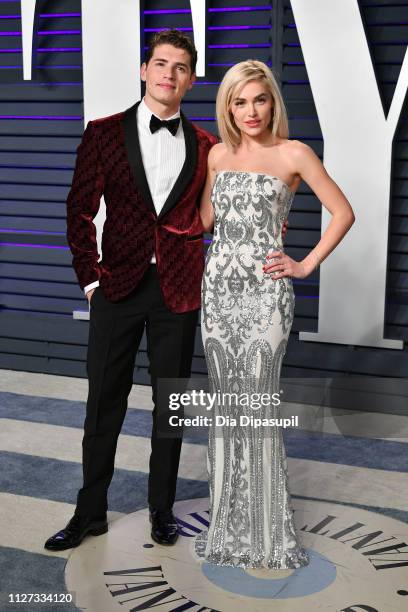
[149,508,179,545]
[44,513,108,551]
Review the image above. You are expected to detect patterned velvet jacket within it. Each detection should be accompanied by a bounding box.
[66,100,218,313]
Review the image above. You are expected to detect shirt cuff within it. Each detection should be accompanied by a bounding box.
[84,280,100,296]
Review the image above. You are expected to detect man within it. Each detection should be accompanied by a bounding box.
[44,29,218,551]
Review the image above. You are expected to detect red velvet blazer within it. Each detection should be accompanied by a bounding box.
[66,101,218,313]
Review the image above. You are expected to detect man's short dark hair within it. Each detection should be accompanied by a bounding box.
[145,29,197,74]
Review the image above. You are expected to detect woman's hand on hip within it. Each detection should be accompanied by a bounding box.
[263,250,308,279]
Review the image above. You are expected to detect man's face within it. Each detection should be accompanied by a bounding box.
[141,44,196,109]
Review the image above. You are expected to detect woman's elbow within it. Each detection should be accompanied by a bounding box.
[199,211,213,233]
[202,220,214,233]
[347,208,356,229]
[339,204,355,231]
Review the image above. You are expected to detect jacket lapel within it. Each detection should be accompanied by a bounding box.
[123,100,156,216]
[157,110,198,220]
[123,102,198,220]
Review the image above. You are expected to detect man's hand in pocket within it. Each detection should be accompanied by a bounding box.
[86,288,96,303]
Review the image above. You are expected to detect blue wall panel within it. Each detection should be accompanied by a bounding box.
[0,0,407,384]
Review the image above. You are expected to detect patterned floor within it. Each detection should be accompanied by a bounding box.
[0,369,407,611]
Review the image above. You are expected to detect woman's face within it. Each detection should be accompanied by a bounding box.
[229,79,274,139]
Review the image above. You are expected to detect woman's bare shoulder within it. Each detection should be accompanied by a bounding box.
[281,139,318,167]
[208,141,229,166]
[285,138,315,156]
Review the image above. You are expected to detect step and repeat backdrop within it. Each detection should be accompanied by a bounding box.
[0,0,407,387]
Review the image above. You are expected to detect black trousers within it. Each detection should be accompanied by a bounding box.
[76,265,198,516]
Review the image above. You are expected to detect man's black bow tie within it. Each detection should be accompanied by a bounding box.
[149,114,180,136]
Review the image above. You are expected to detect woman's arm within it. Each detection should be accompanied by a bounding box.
[264,140,355,279]
[199,144,224,233]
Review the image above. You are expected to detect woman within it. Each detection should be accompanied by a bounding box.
[195,60,355,569]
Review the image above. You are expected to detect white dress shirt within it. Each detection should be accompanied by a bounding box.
[84,98,186,296]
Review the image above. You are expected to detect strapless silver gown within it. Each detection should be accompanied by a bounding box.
[195,170,309,569]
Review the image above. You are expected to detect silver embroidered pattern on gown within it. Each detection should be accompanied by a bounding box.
[195,170,309,569]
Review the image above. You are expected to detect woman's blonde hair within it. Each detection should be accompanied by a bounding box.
[216,60,289,149]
